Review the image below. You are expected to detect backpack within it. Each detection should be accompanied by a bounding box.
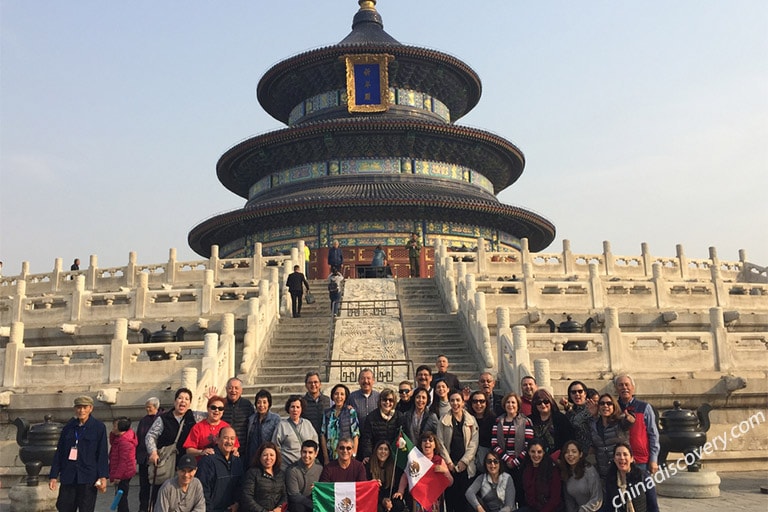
[328,279,339,293]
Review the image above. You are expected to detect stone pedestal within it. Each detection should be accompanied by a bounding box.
[656,469,721,498]
[9,483,58,512]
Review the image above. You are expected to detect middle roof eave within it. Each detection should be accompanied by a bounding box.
[218,118,525,198]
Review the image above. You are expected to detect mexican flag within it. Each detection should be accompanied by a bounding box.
[312,481,378,511]
[392,430,450,510]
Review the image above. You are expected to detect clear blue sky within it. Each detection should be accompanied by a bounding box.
[2,1,766,274]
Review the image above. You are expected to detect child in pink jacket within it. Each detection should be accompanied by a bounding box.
[109,417,138,512]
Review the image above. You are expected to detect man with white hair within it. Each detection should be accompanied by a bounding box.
[614,373,660,474]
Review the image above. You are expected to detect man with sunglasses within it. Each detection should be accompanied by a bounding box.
[318,438,367,482]
[614,374,660,474]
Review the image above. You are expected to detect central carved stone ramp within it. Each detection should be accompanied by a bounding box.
[397,278,482,385]
[244,279,332,408]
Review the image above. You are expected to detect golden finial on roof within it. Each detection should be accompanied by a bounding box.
[358,0,377,11]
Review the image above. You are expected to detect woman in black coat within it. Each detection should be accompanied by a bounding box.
[241,442,287,512]
[359,388,405,462]
[528,389,572,458]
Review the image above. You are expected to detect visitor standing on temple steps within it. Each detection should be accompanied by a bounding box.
[327,240,344,277]
[405,232,421,277]
[286,265,310,318]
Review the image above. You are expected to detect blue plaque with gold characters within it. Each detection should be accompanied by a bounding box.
[343,53,394,113]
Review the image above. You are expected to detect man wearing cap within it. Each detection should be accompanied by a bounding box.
[49,395,109,512]
[154,454,205,512]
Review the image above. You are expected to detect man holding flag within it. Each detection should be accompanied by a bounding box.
[313,438,377,511]
[392,430,452,512]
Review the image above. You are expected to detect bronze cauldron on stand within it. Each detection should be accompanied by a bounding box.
[141,324,184,361]
[658,400,713,472]
[14,415,64,486]
[559,315,586,351]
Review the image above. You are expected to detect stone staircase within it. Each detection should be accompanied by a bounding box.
[243,278,482,408]
[244,280,334,407]
[396,278,481,385]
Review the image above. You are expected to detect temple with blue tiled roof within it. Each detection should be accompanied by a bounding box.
[188,0,555,277]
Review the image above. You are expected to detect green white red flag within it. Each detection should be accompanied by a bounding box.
[392,430,449,510]
[312,480,378,511]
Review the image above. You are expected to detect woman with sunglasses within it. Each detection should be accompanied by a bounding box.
[467,390,497,475]
[601,442,658,512]
[529,389,572,458]
[590,394,633,480]
[360,388,405,463]
[403,388,438,445]
[491,392,533,507]
[367,440,406,512]
[393,431,453,512]
[561,381,597,455]
[559,440,602,512]
[320,384,360,463]
[519,438,562,512]
[183,395,240,459]
[465,453,516,512]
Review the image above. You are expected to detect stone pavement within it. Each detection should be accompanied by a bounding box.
[2,470,766,511]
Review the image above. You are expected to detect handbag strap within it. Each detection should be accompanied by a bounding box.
[288,419,305,444]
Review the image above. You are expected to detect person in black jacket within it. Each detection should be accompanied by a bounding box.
[285,265,309,318]
[241,442,287,512]
[528,388,573,457]
[359,389,405,462]
[196,427,244,512]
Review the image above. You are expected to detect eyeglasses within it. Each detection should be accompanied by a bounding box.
[208,405,225,411]
[599,401,614,406]
[570,389,585,395]
[485,459,500,465]
[398,389,411,394]
[479,379,493,384]
[382,398,395,403]
[471,399,486,404]
[337,446,353,451]
[534,400,549,406]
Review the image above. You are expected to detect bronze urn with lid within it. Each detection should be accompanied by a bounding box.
[14,415,64,486]
[658,400,713,472]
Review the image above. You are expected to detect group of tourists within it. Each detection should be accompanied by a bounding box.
[48,360,661,512]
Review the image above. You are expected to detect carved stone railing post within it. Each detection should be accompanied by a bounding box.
[474,291,493,368]
[563,239,574,275]
[252,242,263,282]
[109,318,129,384]
[87,255,98,290]
[589,262,603,309]
[710,307,734,372]
[12,279,26,323]
[533,358,551,392]
[202,332,218,383]
[209,245,220,283]
[167,248,178,285]
[605,307,624,373]
[53,258,63,292]
[677,244,688,280]
[126,252,137,288]
[511,326,532,392]
[652,262,665,309]
[522,262,535,309]
[201,270,214,315]
[603,241,615,277]
[3,321,25,387]
[520,238,530,266]
[71,275,85,321]
[641,242,652,277]
[181,367,197,397]
[241,297,260,375]
[135,272,149,319]
[477,237,487,275]
[221,313,236,378]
